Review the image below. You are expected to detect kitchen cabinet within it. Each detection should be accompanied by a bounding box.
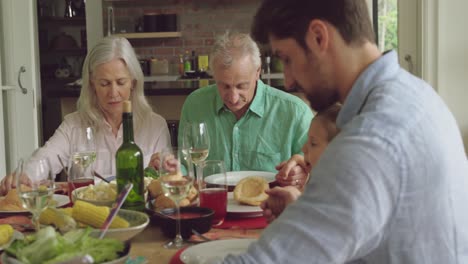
[37,5,87,143]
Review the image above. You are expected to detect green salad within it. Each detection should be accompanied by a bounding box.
[144,167,159,179]
[5,226,124,264]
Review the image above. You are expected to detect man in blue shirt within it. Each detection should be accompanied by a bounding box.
[222,0,468,263]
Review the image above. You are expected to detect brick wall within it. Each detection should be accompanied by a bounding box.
[103,0,261,63]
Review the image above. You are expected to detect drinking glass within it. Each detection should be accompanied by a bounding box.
[182,122,210,187]
[68,127,96,200]
[16,157,55,230]
[159,147,193,249]
[199,160,228,226]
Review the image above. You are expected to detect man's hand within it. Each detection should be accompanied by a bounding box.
[260,186,302,223]
[275,154,310,189]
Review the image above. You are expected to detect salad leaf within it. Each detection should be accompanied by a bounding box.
[144,167,160,179]
[5,226,124,264]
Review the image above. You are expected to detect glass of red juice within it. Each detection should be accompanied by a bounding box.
[199,160,228,226]
[67,156,95,202]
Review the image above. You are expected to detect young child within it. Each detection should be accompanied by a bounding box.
[261,103,341,222]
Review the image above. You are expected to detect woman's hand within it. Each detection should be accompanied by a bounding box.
[148,152,161,170]
[0,173,16,196]
[275,154,310,189]
[260,186,302,223]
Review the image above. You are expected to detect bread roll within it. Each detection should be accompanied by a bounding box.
[0,189,23,211]
[233,176,269,206]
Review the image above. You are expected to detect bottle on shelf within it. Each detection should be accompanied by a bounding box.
[178,54,184,75]
[191,50,198,72]
[183,50,191,72]
[115,100,145,211]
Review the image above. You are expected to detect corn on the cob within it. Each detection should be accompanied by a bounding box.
[72,200,129,228]
[0,224,14,245]
[61,207,73,216]
[39,207,76,233]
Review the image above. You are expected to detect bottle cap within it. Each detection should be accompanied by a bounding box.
[123,100,132,113]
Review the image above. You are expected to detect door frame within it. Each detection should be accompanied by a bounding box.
[0,0,42,175]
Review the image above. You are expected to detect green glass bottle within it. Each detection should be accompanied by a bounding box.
[116,100,145,211]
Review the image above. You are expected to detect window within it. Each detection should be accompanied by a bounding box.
[372,0,420,76]
[375,0,398,52]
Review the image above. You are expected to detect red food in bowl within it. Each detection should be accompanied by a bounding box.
[149,206,214,239]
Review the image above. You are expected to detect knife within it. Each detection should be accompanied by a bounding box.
[98,182,133,239]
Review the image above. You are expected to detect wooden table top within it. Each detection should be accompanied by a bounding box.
[129,224,179,263]
[129,224,264,263]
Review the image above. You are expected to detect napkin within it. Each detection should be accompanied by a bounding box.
[217,216,268,229]
[169,248,186,264]
[189,228,261,242]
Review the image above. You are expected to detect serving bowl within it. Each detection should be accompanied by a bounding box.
[1,241,131,264]
[149,206,214,239]
[90,209,150,241]
[71,186,116,207]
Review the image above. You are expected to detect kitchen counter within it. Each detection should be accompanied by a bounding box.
[44,77,286,98]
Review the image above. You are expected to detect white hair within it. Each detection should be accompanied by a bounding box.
[209,31,261,73]
[77,36,152,131]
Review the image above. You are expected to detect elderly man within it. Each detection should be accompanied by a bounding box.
[221,0,468,263]
[178,32,313,187]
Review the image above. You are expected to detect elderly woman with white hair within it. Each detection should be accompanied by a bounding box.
[0,36,170,195]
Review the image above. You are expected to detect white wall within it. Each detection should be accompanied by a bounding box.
[424,1,468,154]
[85,0,103,49]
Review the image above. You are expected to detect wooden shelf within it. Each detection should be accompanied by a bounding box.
[112,32,182,39]
[40,48,87,55]
[39,16,86,26]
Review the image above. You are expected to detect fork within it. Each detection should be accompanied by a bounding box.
[191,229,212,242]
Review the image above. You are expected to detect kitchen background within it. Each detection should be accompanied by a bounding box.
[37,0,289,145]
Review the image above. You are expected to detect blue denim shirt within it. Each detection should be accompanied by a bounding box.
[223,51,468,264]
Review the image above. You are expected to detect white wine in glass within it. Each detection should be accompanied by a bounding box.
[189,148,209,164]
[182,122,210,187]
[159,147,193,249]
[16,157,55,230]
[71,151,97,169]
[68,127,96,200]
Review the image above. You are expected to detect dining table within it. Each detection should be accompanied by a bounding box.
[129,221,265,263]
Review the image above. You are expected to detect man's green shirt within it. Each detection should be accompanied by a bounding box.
[178,80,313,172]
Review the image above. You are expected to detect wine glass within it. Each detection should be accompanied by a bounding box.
[182,122,210,188]
[16,157,55,230]
[68,127,96,201]
[159,147,194,249]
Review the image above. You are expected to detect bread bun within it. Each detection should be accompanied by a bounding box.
[0,189,23,211]
[154,194,175,209]
[233,176,269,206]
[149,178,198,210]
[147,179,163,198]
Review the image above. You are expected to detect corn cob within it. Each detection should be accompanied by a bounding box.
[61,207,73,216]
[72,200,129,228]
[39,207,77,233]
[0,224,14,246]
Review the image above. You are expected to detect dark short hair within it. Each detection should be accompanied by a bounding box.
[251,0,375,49]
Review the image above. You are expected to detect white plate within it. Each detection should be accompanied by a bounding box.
[205,171,276,187]
[0,194,70,214]
[227,193,262,218]
[180,238,255,263]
